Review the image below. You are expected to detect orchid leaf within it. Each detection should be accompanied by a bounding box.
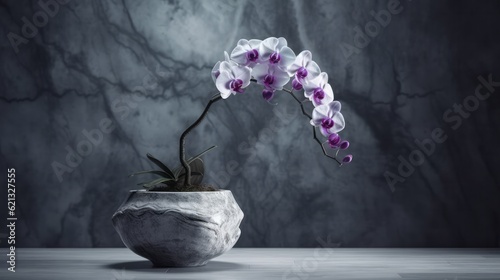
[139,177,176,189]
[128,170,171,178]
[187,145,217,164]
[174,145,216,177]
[146,153,175,179]
[185,158,205,185]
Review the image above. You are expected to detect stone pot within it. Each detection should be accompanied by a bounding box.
[112,190,244,267]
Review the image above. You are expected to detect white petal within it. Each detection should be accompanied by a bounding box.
[219,61,232,76]
[272,68,291,90]
[328,101,342,117]
[248,39,262,49]
[288,51,308,74]
[211,61,221,84]
[237,39,249,46]
[278,46,296,70]
[216,71,233,99]
[232,65,251,87]
[329,112,345,133]
[311,104,329,125]
[277,37,288,49]
[260,37,278,60]
[251,63,269,81]
[304,89,313,99]
[224,51,231,62]
[303,75,321,93]
[318,72,329,87]
[306,60,321,79]
[297,50,312,66]
[322,83,334,104]
[230,45,248,65]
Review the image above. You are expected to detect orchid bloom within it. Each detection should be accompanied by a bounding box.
[311,101,345,137]
[230,39,262,67]
[215,61,251,99]
[211,52,234,83]
[304,72,334,107]
[252,63,290,91]
[259,37,296,70]
[210,37,352,163]
[288,50,321,86]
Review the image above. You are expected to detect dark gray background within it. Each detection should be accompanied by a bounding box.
[1,0,499,248]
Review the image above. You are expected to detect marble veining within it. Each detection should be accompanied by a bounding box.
[0,0,499,248]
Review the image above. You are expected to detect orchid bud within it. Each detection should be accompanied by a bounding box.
[262,89,275,101]
[292,78,303,91]
[328,133,341,148]
[342,155,353,163]
[340,140,350,150]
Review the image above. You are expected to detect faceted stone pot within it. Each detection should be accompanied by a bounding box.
[112,190,244,267]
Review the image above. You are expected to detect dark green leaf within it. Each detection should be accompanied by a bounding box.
[138,177,176,189]
[128,170,171,178]
[146,153,175,179]
[186,145,217,164]
[175,158,204,185]
[174,145,216,177]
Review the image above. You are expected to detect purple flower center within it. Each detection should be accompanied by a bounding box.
[230,79,244,93]
[313,88,325,100]
[313,88,325,104]
[321,118,334,129]
[292,78,303,90]
[263,74,275,86]
[246,49,259,62]
[269,52,281,64]
[297,67,308,79]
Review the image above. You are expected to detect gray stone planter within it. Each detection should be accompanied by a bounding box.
[112,190,244,267]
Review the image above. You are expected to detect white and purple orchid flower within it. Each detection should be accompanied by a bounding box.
[252,63,290,92]
[230,39,262,67]
[259,37,296,70]
[311,101,345,137]
[211,37,352,162]
[212,51,234,83]
[288,50,321,87]
[304,72,334,107]
[215,61,251,99]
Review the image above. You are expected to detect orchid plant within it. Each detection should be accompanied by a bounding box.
[131,37,353,191]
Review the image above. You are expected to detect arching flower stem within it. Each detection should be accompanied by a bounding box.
[251,78,342,165]
[180,81,344,188]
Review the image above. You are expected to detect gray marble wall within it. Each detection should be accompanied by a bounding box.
[1,0,499,248]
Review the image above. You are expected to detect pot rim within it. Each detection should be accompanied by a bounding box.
[129,189,231,194]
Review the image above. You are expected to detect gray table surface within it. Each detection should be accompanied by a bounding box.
[0,248,499,279]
